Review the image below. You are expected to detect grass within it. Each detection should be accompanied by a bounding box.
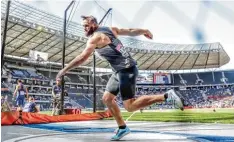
[40,108,234,124]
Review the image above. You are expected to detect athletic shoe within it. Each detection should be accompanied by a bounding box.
[166,89,184,111]
[111,126,131,141]
[114,128,118,133]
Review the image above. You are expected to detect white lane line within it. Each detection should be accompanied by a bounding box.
[6,132,34,136]
[4,132,65,142]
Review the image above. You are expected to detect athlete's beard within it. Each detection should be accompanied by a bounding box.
[85,26,97,37]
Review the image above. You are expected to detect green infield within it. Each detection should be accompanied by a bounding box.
[107,108,234,124]
[40,108,234,124]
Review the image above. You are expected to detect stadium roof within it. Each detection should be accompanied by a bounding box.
[1,1,230,70]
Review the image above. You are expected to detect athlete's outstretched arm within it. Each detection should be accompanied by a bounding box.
[111,27,153,39]
[25,87,29,99]
[13,85,19,97]
[52,86,56,98]
[56,34,101,79]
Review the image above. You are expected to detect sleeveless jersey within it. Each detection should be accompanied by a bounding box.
[94,26,137,72]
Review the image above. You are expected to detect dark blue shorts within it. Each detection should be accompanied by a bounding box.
[105,66,138,101]
[16,97,25,107]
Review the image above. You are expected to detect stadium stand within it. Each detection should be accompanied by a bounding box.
[2,60,234,111]
[173,70,234,86]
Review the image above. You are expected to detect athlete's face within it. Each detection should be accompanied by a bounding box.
[82,19,96,37]
[29,97,33,102]
[56,80,61,85]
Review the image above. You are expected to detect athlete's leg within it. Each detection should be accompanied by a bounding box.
[103,73,125,127]
[123,94,165,112]
[51,100,57,116]
[117,66,183,112]
[110,66,138,141]
[123,90,184,112]
[16,98,23,111]
[102,92,125,127]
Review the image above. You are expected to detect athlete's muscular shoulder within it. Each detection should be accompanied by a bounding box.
[15,85,19,90]
[110,27,119,37]
[92,32,111,48]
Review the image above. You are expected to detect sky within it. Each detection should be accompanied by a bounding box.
[20,0,234,71]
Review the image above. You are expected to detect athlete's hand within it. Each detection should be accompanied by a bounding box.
[144,30,153,39]
[56,69,66,80]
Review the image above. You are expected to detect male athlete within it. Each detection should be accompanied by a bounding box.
[56,15,184,140]
[51,78,68,116]
[51,78,62,116]
[13,80,28,111]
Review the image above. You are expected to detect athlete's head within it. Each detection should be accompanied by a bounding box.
[17,80,22,85]
[56,78,61,86]
[81,15,98,37]
[28,97,34,102]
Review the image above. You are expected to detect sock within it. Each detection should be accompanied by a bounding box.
[119,125,126,129]
[164,93,168,100]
